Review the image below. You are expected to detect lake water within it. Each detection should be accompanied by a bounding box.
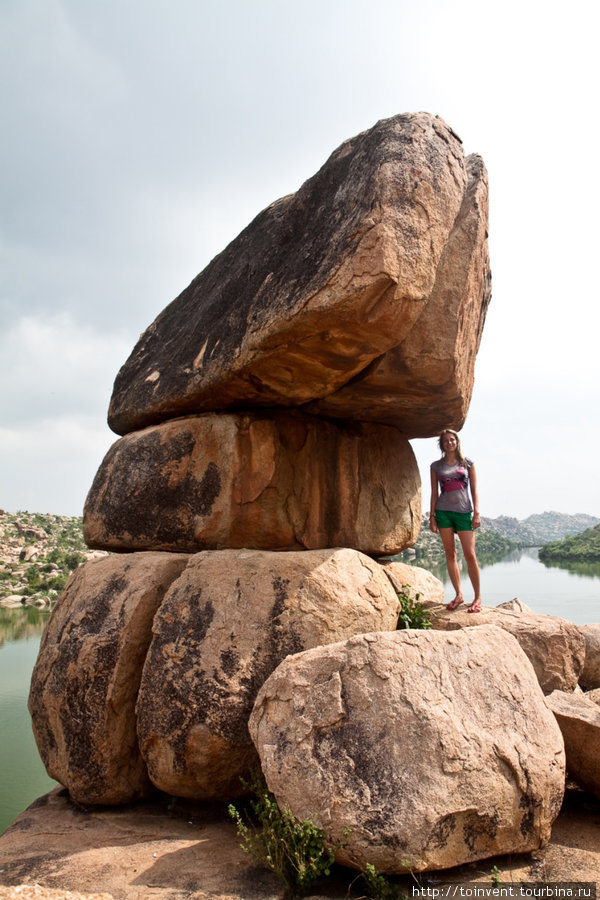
[427,547,600,625]
[0,607,57,835]
[1,548,599,836]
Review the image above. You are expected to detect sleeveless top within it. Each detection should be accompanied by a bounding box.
[431,458,473,514]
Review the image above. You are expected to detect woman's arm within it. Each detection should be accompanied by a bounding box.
[469,463,481,530]
[429,467,439,533]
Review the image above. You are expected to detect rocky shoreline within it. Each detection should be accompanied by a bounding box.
[0,511,107,609]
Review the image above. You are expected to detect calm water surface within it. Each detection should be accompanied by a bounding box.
[431,547,600,625]
[0,608,57,835]
[1,548,599,835]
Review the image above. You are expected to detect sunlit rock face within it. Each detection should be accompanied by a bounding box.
[107,112,489,439]
[136,548,400,800]
[83,411,421,556]
[28,552,190,805]
[250,627,565,874]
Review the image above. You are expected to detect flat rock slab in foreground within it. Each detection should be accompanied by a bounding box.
[1,786,599,899]
[136,548,400,800]
[84,412,420,555]
[249,627,565,873]
[108,112,489,437]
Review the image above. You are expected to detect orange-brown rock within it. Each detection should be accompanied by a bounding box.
[546,690,600,799]
[2,783,600,898]
[430,602,585,693]
[107,113,488,437]
[378,559,445,605]
[136,548,400,800]
[578,622,600,689]
[83,411,421,556]
[306,154,491,435]
[28,552,189,805]
[249,627,565,874]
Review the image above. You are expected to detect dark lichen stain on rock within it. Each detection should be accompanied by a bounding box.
[79,574,128,635]
[219,647,241,677]
[462,810,499,851]
[311,719,399,839]
[427,813,457,850]
[89,429,222,547]
[520,806,535,837]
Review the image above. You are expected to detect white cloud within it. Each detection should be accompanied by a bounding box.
[0,313,132,425]
[0,416,116,516]
[1,0,599,519]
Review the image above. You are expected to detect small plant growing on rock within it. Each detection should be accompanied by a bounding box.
[228,771,336,894]
[358,861,409,898]
[396,586,431,630]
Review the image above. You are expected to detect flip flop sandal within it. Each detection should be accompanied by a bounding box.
[446,597,464,611]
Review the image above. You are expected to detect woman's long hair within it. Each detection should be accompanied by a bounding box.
[438,429,466,467]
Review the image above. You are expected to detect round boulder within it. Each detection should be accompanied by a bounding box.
[28,552,189,805]
[136,548,400,800]
[249,626,565,873]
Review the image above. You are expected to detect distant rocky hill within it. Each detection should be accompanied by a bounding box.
[481,511,599,546]
[539,523,600,563]
[0,510,107,608]
[392,510,599,564]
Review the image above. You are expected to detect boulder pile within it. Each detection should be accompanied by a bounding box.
[33,113,585,878]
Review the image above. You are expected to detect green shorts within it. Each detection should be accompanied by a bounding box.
[435,510,473,532]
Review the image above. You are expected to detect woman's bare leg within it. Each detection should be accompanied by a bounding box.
[439,527,464,608]
[457,530,481,610]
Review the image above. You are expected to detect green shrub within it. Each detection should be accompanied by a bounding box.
[359,862,408,899]
[228,772,337,893]
[396,587,431,630]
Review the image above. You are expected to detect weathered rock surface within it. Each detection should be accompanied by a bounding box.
[306,154,491,435]
[578,622,600,689]
[28,552,189,805]
[107,113,488,438]
[2,785,600,899]
[378,559,445,604]
[430,602,585,693]
[249,627,565,873]
[136,548,400,800]
[546,690,600,800]
[584,687,600,705]
[84,412,420,556]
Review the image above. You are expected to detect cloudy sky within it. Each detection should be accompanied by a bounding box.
[1,0,598,520]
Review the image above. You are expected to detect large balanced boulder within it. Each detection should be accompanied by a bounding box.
[305,153,491,436]
[546,690,600,799]
[578,623,600,689]
[84,411,420,556]
[249,626,565,873]
[430,602,585,693]
[136,548,400,800]
[28,552,189,805]
[107,113,489,438]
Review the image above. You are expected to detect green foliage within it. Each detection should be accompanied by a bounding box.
[0,512,90,604]
[359,862,408,899]
[396,587,431,630]
[539,523,600,563]
[228,772,337,894]
[490,865,502,887]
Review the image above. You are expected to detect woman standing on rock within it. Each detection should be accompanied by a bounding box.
[429,429,482,613]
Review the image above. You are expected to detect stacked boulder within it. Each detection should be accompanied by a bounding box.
[29,113,570,876]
